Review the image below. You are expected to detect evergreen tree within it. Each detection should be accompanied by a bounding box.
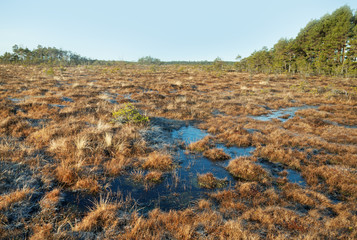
[236,5,357,76]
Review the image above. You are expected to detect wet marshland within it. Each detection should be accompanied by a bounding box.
[1,65,357,239]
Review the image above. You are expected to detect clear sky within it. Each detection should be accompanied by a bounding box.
[1,0,356,61]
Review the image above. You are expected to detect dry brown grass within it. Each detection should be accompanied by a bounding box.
[104,154,131,175]
[142,151,173,171]
[243,206,308,232]
[254,144,307,170]
[188,136,215,152]
[282,184,331,207]
[0,187,32,211]
[1,64,357,239]
[74,177,101,193]
[39,188,61,211]
[216,220,260,239]
[74,197,121,232]
[197,173,227,189]
[145,171,163,183]
[227,156,268,182]
[121,208,226,239]
[203,148,230,161]
[55,161,77,186]
[302,165,357,199]
[30,223,53,240]
[197,199,211,210]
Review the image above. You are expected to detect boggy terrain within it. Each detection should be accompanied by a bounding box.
[0,64,356,239]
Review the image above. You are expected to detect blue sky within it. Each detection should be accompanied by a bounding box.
[1,0,356,61]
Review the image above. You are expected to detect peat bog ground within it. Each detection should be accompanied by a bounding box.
[0,64,356,239]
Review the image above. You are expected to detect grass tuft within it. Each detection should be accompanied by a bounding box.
[197,173,227,189]
[203,148,230,161]
[227,157,268,182]
[142,151,173,171]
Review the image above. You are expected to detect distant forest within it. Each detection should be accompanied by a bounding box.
[237,5,357,76]
[0,5,356,76]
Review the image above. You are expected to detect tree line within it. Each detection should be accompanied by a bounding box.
[0,45,96,65]
[236,5,357,76]
[1,5,356,76]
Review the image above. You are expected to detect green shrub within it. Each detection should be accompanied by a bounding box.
[45,67,55,76]
[112,104,149,124]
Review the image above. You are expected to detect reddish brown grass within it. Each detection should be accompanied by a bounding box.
[197,173,227,189]
[145,171,163,183]
[203,148,230,161]
[0,188,32,211]
[142,151,173,171]
[1,65,356,239]
[40,188,61,211]
[74,197,121,232]
[227,156,268,182]
[188,136,215,152]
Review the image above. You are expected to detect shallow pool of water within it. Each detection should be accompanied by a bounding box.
[109,152,233,212]
[106,99,118,104]
[64,124,259,212]
[171,125,209,144]
[48,104,67,109]
[286,169,307,187]
[251,105,318,122]
[123,94,138,103]
[8,97,25,103]
[62,97,74,103]
[257,160,307,187]
[108,125,259,212]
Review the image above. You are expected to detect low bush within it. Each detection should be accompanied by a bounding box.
[112,104,149,124]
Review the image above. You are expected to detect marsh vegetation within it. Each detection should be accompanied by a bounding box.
[0,62,356,239]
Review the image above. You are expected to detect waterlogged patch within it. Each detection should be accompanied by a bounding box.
[109,147,236,212]
[123,94,138,103]
[286,169,307,187]
[251,105,318,122]
[257,160,307,187]
[216,144,255,158]
[171,125,209,144]
[106,124,257,212]
[8,97,26,103]
[48,104,67,109]
[106,99,118,104]
[61,97,74,102]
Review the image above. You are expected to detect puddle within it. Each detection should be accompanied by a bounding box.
[108,125,258,212]
[110,161,231,212]
[99,92,119,104]
[286,169,307,187]
[251,105,318,122]
[106,99,118,104]
[62,97,74,103]
[212,109,225,116]
[8,97,26,103]
[140,88,159,93]
[69,123,317,213]
[123,94,138,103]
[171,125,208,144]
[26,118,48,127]
[62,191,95,213]
[257,160,307,187]
[216,144,255,167]
[245,128,260,134]
[48,104,67,109]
